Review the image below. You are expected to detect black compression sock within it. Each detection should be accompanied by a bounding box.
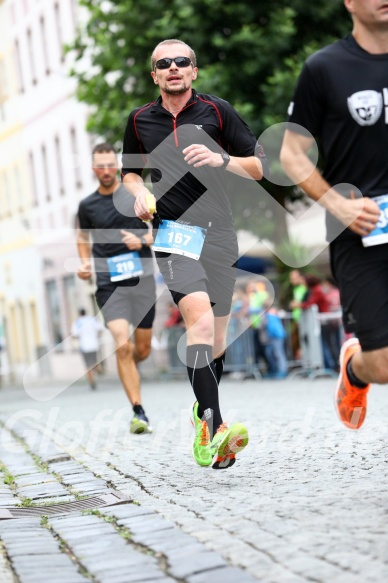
[197,351,226,418]
[187,344,223,439]
[214,352,226,385]
[346,358,368,389]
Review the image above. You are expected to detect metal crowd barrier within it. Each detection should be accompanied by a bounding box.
[164,326,186,374]
[296,306,345,378]
[224,318,260,378]
[164,308,345,379]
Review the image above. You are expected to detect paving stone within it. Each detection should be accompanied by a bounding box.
[187,566,260,583]
[167,551,227,579]
[2,379,388,583]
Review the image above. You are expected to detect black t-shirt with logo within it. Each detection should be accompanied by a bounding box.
[287,35,388,239]
[77,185,153,287]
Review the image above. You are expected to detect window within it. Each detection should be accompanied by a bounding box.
[40,16,50,75]
[54,135,65,194]
[70,127,82,188]
[29,151,38,206]
[45,280,63,348]
[0,59,8,121]
[63,275,77,332]
[14,165,24,211]
[26,28,37,85]
[54,3,65,63]
[14,40,24,93]
[41,145,51,201]
[69,0,78,30]
[2,172,11,217]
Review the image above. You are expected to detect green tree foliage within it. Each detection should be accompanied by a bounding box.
[70,0,350,239]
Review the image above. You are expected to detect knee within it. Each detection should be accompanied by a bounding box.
[116,341,133,361]
[136,342,151,362]
[187,322,213,345]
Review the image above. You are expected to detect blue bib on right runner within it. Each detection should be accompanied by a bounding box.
[362,194,388,247]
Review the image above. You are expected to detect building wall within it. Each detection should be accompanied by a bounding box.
[0,0,100,383]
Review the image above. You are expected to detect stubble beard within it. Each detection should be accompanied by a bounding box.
[100,176,116,188]
[163,81,189,96]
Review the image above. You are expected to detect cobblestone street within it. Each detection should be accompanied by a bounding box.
[0,375,387,582]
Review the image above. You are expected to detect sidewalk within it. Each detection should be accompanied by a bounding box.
[0,375,388,582]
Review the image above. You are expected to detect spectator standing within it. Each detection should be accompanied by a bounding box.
[289,270,307,359]
[163,302,185,370]
[71,308,104,390]
[163,302,184,328]
[323,276,342,367]
[229,286,249,371]
[300,275,336,371]
[246,281,270,372]
[261,300,288,379]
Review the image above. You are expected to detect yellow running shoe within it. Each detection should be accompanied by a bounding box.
[190,402,212,466]
[210,422,249,469]
[130,411,152,434]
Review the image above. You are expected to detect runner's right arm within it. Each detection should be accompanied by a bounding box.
[76,228,93,280]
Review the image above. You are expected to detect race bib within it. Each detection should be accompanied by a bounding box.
[107,252,144,282]
[153,220,207,260]
[362,194,388,247]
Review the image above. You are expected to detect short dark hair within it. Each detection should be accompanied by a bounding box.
[92,143,116,157]
[305,275,321,288]
[151,39,197,70]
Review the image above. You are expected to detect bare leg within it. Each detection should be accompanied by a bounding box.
[133,327,153,364]
[107,319,142,406]
[351,345,388,384]
[213,314,230,359]
[86,369,95,387]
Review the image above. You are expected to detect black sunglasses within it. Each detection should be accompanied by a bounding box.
[155,56,193,70]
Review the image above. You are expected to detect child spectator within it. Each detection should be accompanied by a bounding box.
[261,300,288,379]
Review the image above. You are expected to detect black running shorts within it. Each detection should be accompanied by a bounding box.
[95,275,156,328]
[155,229,238,318]
[330,238,388,351]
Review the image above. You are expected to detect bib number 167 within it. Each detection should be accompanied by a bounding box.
[168,232,192,246]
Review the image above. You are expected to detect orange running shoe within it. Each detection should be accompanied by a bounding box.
[334,337,370,430]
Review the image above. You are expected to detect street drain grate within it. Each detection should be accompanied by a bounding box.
[0,490,130,520]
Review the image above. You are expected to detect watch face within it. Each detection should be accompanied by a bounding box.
[222,152,230,167]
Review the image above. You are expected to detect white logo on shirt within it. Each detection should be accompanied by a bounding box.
[347,90,383,126]
[195,125,203,130]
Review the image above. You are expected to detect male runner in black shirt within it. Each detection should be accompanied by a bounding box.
[76,143,156,434]
[281,0,388,430]
[122,39,269,469]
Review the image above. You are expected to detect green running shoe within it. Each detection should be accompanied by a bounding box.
[190,402,212,466]
[130,411,152,434]
[210,422,249,469]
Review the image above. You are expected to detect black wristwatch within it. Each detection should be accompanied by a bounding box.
[140,236,147,247]
[220,151,230,169]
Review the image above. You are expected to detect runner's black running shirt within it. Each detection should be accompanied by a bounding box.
[121,89,269,227]
[287,35,388,239]
[77,185,153,286]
